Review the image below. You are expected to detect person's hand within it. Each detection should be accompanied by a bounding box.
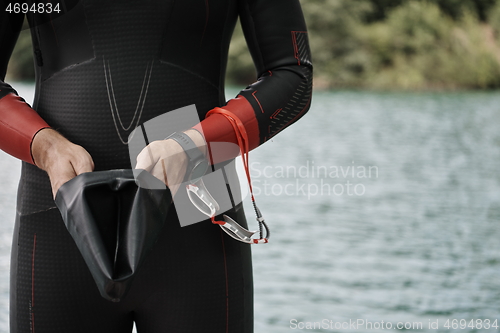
[135,129,206,196]
[31,128,95,198]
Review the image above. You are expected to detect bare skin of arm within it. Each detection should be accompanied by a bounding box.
[31,128,95,198]
[31,127,204,198]
[135,129,206,196]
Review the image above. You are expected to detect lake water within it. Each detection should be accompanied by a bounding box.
[0,84,499,332]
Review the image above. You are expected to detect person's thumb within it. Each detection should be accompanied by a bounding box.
[135,145,156,171]
[71,147,95,175]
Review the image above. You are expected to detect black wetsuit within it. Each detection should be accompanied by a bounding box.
[0,0,312,332]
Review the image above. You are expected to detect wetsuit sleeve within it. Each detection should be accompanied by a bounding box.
[0,9,50,165]
[194,0,312,159]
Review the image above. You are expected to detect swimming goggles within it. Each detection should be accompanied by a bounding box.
[186,178,270,244]
[168,109,270,244]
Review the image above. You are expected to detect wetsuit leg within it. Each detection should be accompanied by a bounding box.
[127,204,253,333]
[10,204,253,333]
[10,208,135,333]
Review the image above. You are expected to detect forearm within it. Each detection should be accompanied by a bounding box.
[0,10,51,164]
[191,0,312,164]
[192,95,259,164]
[192,66,312,164]
[0,93,50,164]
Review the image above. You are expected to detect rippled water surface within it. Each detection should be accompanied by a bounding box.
[0,85,499,332]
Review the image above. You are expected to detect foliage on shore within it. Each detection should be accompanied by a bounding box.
[227,0,500,90]
[6,0,500,90]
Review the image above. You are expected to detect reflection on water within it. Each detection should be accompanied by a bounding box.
[248,90,500,333]
[0,85,499,332]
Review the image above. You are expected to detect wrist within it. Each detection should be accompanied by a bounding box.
[184,129,207,156]
[166,131,209,182]
[31,128,66,170]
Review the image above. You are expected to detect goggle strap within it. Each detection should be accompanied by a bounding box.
[205,107,270,244]
[211,215,269,244]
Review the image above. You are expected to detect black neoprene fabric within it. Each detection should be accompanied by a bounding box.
[55,169,172,303]
[0,0,313,332]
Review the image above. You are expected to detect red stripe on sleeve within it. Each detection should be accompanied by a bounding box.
[193,95,260,164]
[0,93,50,164]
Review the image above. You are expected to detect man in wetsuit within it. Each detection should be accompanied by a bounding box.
[0,0,312,332]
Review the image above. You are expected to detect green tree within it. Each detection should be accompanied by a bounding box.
[7,0,500,90]
[366,0,497,21]
[359,1,500,89]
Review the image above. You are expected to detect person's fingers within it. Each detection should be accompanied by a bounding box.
[149,157,185,187]
[48,162,78,198]
[44,144,95,198]
[169,182,181,198]
[135,139,188,197]
[136,144,157,171]
[72,146,95,175]
[149,162,167,184]
[30,130,95,198]
[151,160,182,196]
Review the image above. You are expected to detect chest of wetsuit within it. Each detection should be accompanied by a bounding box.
[1,0,312,213]
[1,1,312,332]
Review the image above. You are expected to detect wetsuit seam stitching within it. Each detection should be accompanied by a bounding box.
[17,206,58,217]
[242,0,266,74]
[158,60,219,91]
[40,56,97,83]
[218,0,233,105]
